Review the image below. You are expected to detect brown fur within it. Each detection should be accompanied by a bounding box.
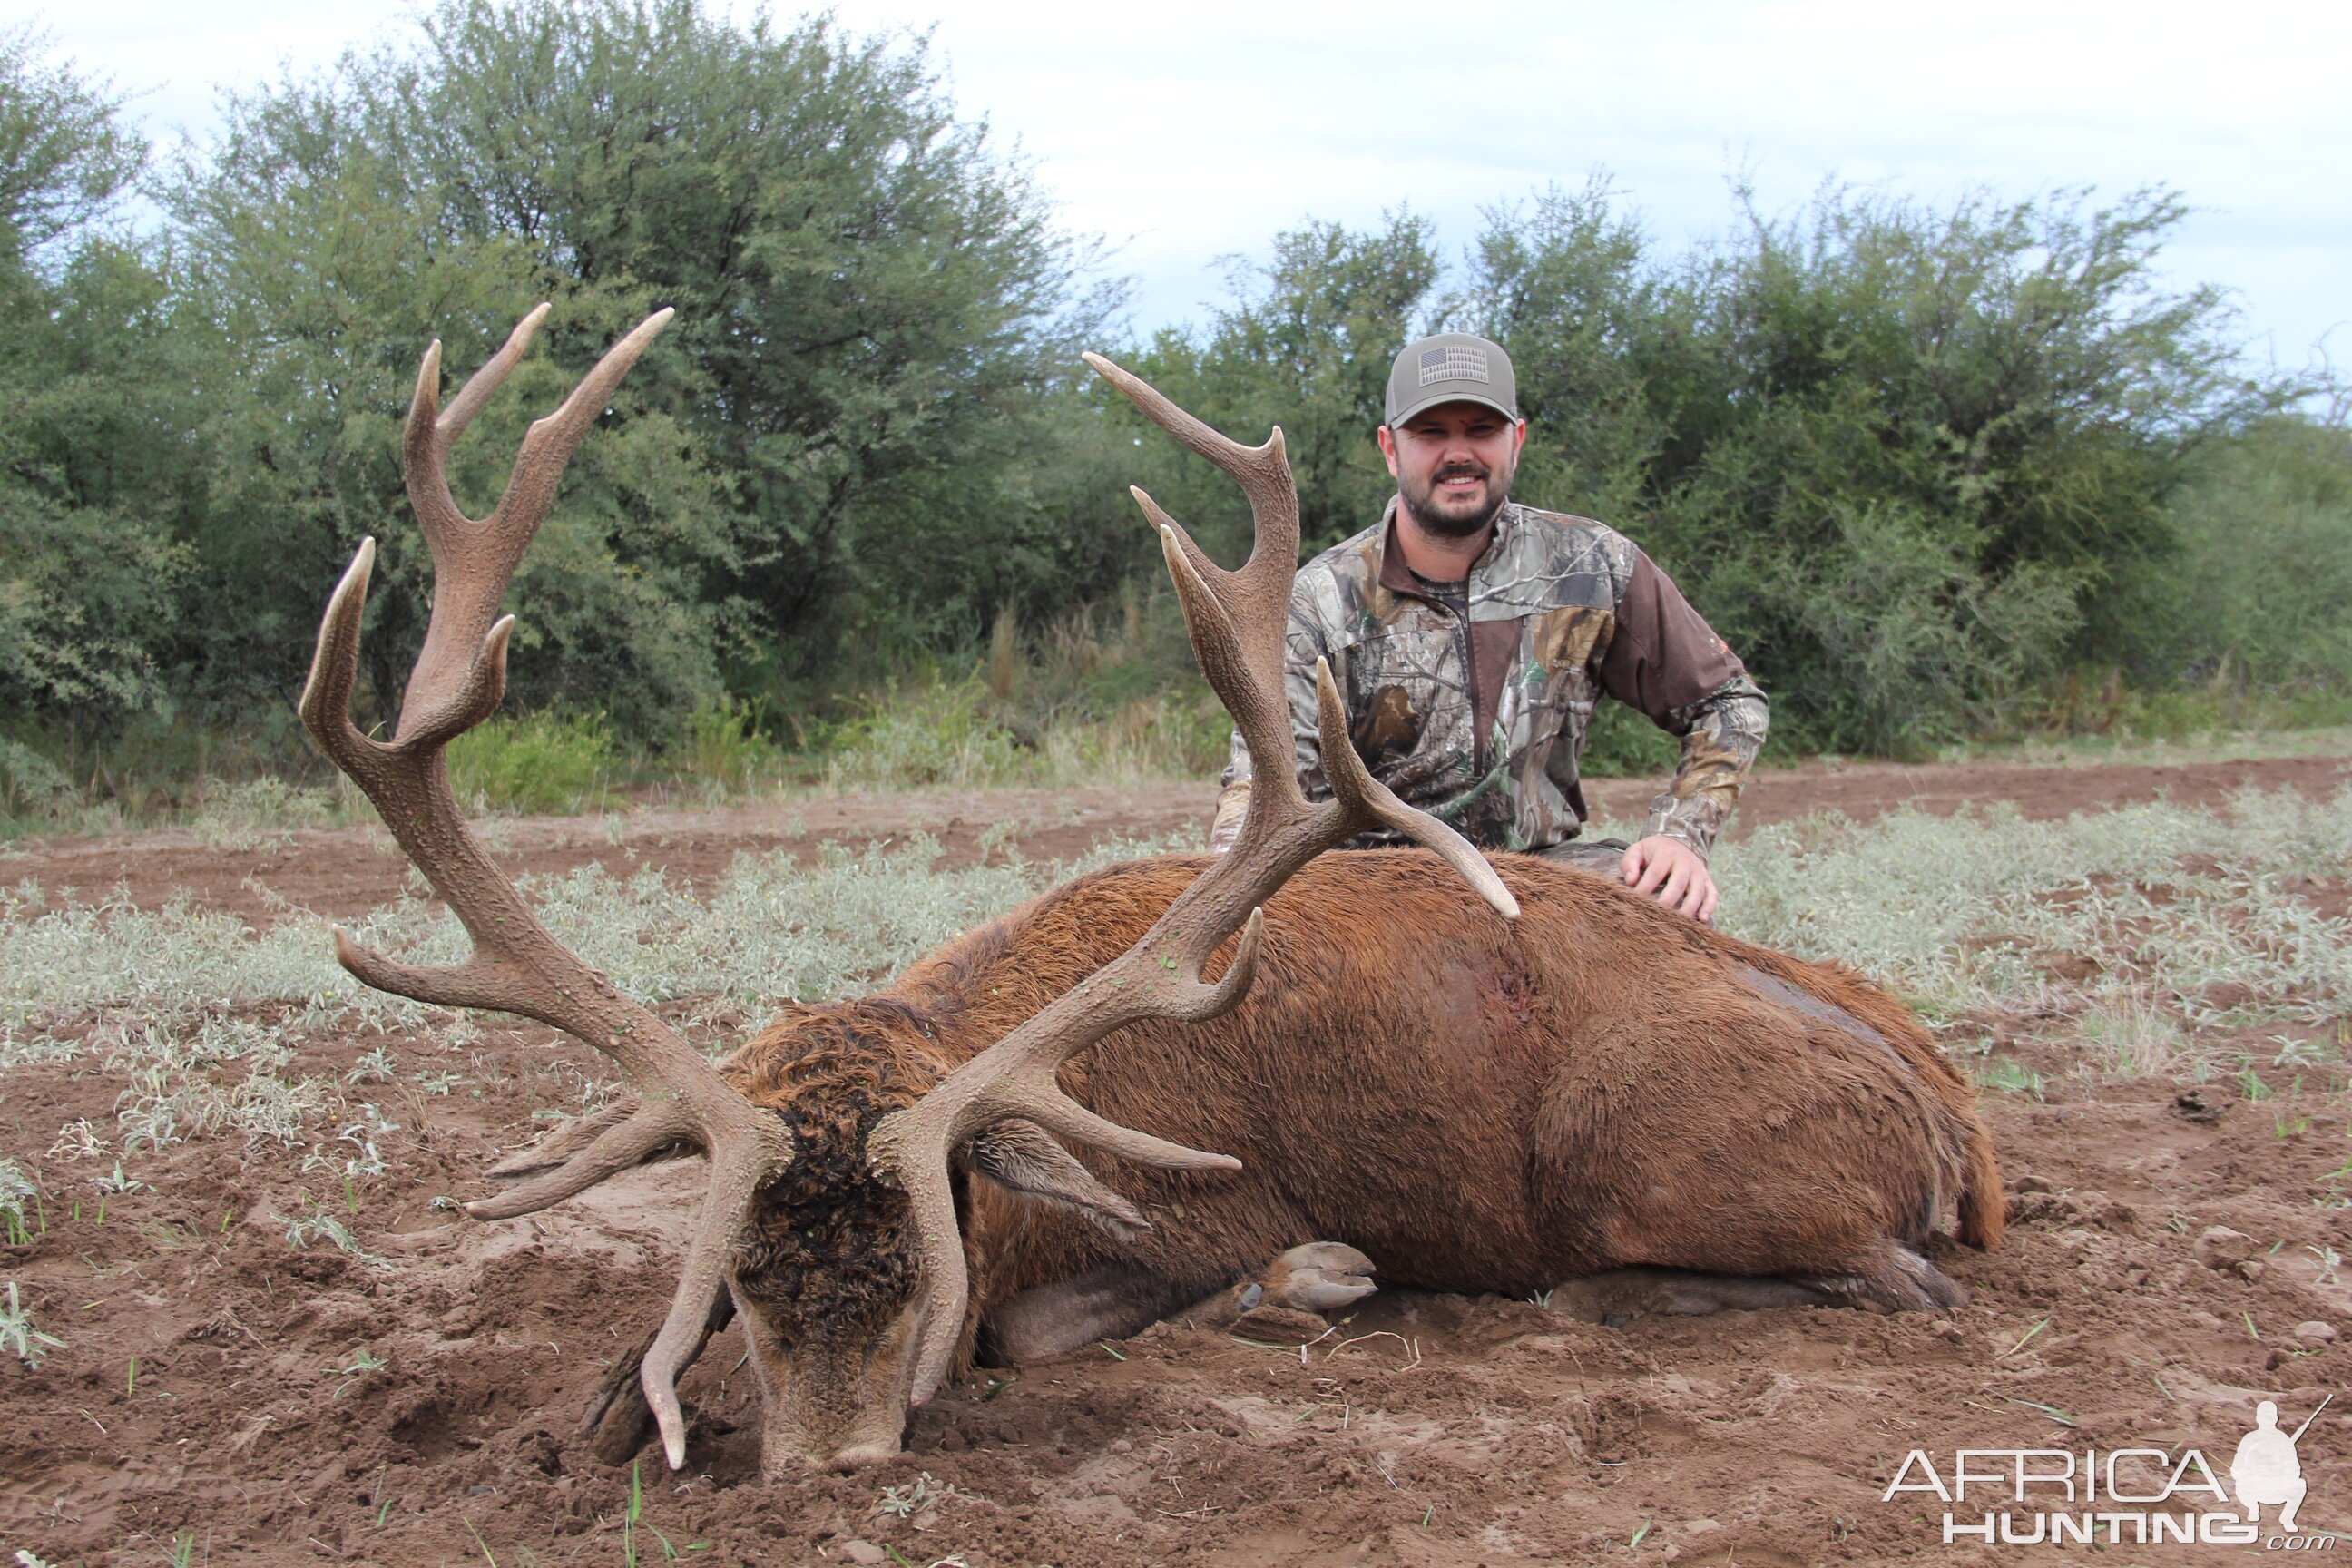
[708,849,2001,1372]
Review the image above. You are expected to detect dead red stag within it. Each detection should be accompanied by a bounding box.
[299,308,2003,1477]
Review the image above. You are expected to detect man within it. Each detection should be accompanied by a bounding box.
[1208,332,1767,923]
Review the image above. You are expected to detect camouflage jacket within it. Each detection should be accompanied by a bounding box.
[1211,499,1769,857]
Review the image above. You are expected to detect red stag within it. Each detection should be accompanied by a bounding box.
[299,309,2002,1477]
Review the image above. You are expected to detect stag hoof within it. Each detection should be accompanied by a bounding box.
[1259,1242,1378,1313]
[1231,1304,1335,1343]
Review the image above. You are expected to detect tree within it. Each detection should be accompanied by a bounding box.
[0,24,142,268]
[1463,181,2277,751]
[0,31,192,742]
[172,0,1098,734]
[1126,213,1441,562]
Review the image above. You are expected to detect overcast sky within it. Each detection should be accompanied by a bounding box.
[35,0,2350,368]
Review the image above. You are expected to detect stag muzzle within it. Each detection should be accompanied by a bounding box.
[732,1287,928,1475]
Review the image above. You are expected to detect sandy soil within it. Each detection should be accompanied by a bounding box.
[4,754,2351,1565]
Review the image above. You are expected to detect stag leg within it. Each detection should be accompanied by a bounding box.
[1549,1268,1836,1326]
[975,1263,1187,1366]
[1786,1238,1968,1312]
[978,1243,1379,1362]
[1552,1241,1965,1328]
[1179,1241,1378,1332]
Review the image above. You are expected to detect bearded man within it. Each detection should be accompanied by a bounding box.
[1207,332,1768,923]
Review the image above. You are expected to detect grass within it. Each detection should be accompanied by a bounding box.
[0,590,1236,838]
[282,1210,378,1262]
[874,1472,947,1519]
[1715,785,2352,1086]
[0,829,1193,1243]
[1,828,1188,1037]
[816,679,1226,794]
[2077,1000,2189,1080]
[6,664,2347,844]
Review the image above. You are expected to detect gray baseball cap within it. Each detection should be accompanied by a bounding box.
[1384,332,1519,427]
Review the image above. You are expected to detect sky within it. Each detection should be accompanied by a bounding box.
[34,0,2351,369]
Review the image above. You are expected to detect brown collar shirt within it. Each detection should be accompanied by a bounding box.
[1210,499,1769,858]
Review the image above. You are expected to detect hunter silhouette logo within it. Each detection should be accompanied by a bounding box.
[1882,1394,2337,1547]
[2234,1396,2330,1534]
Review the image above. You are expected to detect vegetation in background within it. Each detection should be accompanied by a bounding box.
[1142,181,2307,756]
[447,710,619,816]
[0,7,2346,833]
[2098,415,2352,697]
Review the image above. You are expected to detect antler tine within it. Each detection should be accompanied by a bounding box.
[867,357,1519,1406]
[436,303,550,456]
[1079,351,1297,575]
[642,1143,773,1469]
[1085,351,1307,823]
[396,305,674,748]
[1309,662,1521,917]
[300,309,792,1472]
[399,304,548,557]
[1133,495,1307,823]
[465,1104,695,1221]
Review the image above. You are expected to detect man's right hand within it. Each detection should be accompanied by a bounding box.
[1619,835,1719,923]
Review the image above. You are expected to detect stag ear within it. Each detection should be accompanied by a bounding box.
[963,1120,1150,1240]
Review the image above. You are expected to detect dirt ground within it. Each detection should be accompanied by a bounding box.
[5,752,2352,1566]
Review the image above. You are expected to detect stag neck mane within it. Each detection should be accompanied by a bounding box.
[722,857,1215,1118]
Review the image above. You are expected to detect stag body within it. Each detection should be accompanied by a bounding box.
[633,847,1999,1470]
[299,309,1998,1484]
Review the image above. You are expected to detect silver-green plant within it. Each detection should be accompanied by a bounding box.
[1716,786,2352,1081]
[0,1158,32,1237]
[0,1279,63,1366]
[281,1210,377,1262]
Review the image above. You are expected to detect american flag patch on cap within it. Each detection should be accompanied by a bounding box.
[1419,346,1491,386]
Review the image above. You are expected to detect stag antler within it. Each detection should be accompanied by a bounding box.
[299,307,792,1471]
[867,353,1520,1404]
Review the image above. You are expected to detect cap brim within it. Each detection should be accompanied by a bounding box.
[1386,390,1520,428]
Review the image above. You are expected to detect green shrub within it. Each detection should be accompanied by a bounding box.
[1577,697,1681,779]
[0,736,74,824]
[447,709,615,814]
[675,695,784,796]
[2100,416,2352,696]
[817,677,1227,793]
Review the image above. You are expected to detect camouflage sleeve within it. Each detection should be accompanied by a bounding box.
[1595,549,1768,859]
[1643,674,1769,857]
[1209,617,1330,852]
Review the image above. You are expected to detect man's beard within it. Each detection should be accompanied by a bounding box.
[1401,458,1513,540]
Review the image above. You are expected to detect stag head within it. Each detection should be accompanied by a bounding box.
[302,312,1515,1475]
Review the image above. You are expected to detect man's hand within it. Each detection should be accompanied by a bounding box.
[1618,836,1718,923]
